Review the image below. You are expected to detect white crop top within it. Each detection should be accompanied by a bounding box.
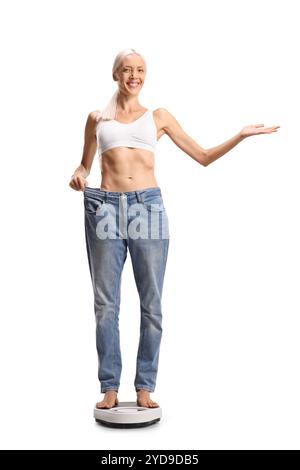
[96,109,157,156]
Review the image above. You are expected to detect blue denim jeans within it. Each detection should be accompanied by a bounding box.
[83,186,170,393]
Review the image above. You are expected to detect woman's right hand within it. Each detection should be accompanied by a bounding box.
[69,173,88,191]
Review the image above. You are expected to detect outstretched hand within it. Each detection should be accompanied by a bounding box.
[240,123,280,139]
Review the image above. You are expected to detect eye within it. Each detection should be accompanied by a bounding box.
[123,68,144,74]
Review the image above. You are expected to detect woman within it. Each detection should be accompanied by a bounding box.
[69,48,280,410]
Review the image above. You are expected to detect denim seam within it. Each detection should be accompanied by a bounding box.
[112,254,124,390]
[102,387,119,393]
[140,327,145,361]
[113,274,120,389]
[135,386,154,393]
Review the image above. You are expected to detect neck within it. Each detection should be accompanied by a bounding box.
[116,92,142,113]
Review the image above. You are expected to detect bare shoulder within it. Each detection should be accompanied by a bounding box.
[85,110,102,136]
[153,107,169,120]
[153,107,181,134]
[89,110,102,123]
[153,107,178,122]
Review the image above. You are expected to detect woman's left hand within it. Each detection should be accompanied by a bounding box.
[240,123,280,139]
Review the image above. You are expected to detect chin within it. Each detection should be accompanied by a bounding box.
[125,85,143,93]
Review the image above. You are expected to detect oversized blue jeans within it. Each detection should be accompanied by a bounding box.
[83,186,170,393]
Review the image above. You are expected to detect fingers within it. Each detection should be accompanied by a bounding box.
[263,126,281,133]
[69,175,87,191]
[251,124,280,130]
[256,124,281,134]
[77,176,85,191]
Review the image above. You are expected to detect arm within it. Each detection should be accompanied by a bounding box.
[69,110,101,191]
[205,131,245,166]
[158,108,280,167]
[157,108,208,166]
[205,123,280,166]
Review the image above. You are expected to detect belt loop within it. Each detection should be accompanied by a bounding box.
[135,191,143,203]
[104,191,108,202]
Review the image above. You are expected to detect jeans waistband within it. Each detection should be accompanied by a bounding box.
[84,186,162,203]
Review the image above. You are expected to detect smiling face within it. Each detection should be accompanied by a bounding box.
[114,53,146,96]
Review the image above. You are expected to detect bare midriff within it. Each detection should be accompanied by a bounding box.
[99,147,159,192]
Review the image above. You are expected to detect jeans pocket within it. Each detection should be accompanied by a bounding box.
[142,195,165,212]
[84,194,106,215]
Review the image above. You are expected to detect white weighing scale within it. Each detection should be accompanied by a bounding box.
[94,401,162,428]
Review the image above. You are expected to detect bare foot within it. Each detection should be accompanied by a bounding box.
[96,390,119,409]
[136,389,159,408]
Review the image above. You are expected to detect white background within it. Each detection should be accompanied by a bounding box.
[0,0,298,450]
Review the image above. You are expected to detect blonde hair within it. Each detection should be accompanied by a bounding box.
[100,48,147,121]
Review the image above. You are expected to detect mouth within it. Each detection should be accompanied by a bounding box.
[126,81,141,89]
